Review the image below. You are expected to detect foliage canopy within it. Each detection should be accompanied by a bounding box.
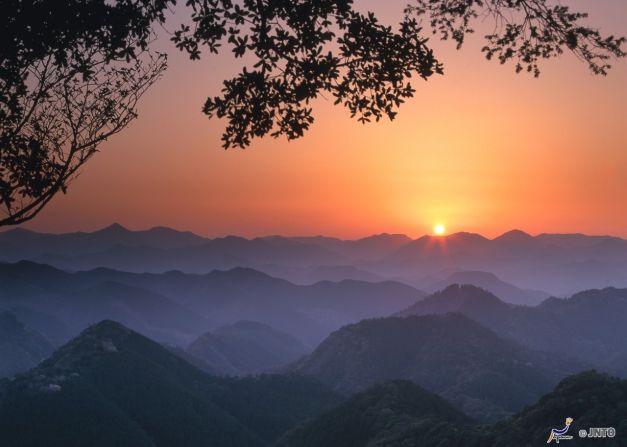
[0,0,624,226]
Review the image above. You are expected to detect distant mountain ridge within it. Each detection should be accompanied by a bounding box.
[0,223,207,259]
[0,261,423,346]
[3,225,627,295]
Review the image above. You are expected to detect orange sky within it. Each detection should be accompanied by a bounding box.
[14,1,627,239]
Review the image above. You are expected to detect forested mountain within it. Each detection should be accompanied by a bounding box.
[484,370,627,446]
[276,380,476,447]
[0,321,341,447]
[277,371,627,447]
[0,312,54,378]
[1,319,623,447]
[399,284,627,376]
[291,314,582,422]
[187,320,309,376]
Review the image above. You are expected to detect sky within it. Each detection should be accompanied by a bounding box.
[13,1,627,239]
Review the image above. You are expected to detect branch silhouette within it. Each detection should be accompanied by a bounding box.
[1,0,624,226]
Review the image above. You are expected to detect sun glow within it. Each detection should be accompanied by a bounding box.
[433,224,446,236]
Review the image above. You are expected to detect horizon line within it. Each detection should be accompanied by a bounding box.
[2,222,625,242]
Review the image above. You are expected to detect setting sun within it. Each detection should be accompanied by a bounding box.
[433,224,446,236]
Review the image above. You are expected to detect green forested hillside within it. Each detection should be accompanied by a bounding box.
[277,371,627,447]
[276,380,480,447]
[0,321,341,447]
[292,314,582,421]
[485,370,627,446]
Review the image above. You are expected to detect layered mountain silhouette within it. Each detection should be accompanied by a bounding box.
[0,311,54,378]
[0,261,422,346]
[291,314,582,421]
[3,225,627,295]
[0,321,341,447]
[0,262,210,345]
[277,371,627,447]
[187,320,309,376]
[0,224,206,261]
[1,318,624,446]
[3,223,627,446]
[399,284,627,376]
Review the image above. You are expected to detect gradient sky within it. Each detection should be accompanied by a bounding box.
[14,1,627,239]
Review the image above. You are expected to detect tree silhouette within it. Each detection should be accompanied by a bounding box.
[1,0,624,226]
[175,0,624,148]
[1,1,168,226]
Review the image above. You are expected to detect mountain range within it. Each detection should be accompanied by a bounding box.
[3,223,627,445]
[398,284,627,376]
[291,313,583,422]
[3,224,627,296]
[0,260,422,349]
[0,321,341,447]
[278,371,627,447]
[2,319,624,447]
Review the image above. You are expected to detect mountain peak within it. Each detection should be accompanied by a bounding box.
[97,223,129,233]
[429,271,548,306]
[84,319,132,335]
[494,229,533,242]
[358,233,411,242]
[420,231,490,246]
[398,283,510,318]
[448,231,489,240]
[438,283,501,300]
[71,319,132,347]
[40,320,133,371]
[436,283,510,307]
